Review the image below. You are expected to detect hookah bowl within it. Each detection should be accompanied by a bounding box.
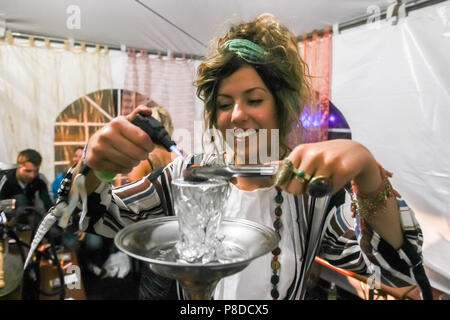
[115,216,278,300]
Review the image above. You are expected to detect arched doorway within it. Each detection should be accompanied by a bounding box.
[54,89,151,186]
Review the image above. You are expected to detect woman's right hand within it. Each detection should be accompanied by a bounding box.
[84,106,156,174]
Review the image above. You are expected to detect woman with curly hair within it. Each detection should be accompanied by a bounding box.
[42,14,427,300]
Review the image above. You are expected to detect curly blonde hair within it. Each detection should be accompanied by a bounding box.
[195,13,312,159]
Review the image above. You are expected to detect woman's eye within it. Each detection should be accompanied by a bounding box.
[248,99,263,105]
[218,103,232,110]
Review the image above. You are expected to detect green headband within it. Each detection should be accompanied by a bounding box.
[221,38,267,62]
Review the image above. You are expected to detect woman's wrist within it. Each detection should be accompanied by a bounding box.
[352,157,383,195]
[350,163,395,220]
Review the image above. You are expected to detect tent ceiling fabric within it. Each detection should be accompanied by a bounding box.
[0,0,393,57]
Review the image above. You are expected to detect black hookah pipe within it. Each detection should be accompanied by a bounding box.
[94,114,184,181]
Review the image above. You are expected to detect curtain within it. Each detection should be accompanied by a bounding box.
[331,3,450,293]
[298,28,331,143]
[122,50,152,114]
[122,50,197,154]
[0,36,113,180]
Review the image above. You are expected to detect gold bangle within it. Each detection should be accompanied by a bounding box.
[350,167,394,219]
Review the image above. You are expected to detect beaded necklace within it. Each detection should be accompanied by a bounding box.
[271,186,283,299]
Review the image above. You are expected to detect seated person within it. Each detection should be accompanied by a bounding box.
[0,149,53,223]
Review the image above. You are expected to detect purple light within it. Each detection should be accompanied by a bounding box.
[329,115,336,122]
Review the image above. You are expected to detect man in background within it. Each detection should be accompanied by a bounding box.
[51,146,83,200]
[0,149,53,221]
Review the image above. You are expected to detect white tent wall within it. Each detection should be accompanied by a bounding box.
[331,2,450,293]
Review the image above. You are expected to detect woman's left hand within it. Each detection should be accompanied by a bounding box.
[274,139,405,249]
[276,139,383,196]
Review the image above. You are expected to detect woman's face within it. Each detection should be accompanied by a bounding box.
[216,64,278,164]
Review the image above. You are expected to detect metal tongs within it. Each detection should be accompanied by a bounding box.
[182,164,332,198]
[182,165,277,181]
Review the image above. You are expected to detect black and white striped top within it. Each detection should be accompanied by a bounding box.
[63,154,425,300]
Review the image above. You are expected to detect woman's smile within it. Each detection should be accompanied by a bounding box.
[216,64,278,164]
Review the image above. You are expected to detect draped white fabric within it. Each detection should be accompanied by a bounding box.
[0,40,113,181]
[122,52,199,155]
[331,3,450,293]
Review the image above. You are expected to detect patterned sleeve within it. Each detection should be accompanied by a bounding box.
[320,190,424,288]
